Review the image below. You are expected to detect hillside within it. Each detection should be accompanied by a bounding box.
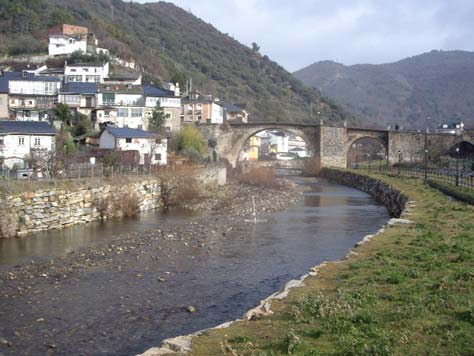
[0,0,351,124]
[294,50,474,129]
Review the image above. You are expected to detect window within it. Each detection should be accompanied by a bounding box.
[125,138,132,143]
[83,68,89,72]
[103,93,115,105]
[104,111,110,118]
[0,137,4,146]
[117,108,128,117]
[18,137,25,146]
[34,138,41,146]
[131,108,143,117]
[155,153,161,161]
[70,68,77,72]
[28,100,33,105]
[137,125,143,130]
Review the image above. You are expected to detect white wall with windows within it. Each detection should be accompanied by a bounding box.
[0,134,55,168]
[65,63,110,83]
[145,97,181,109]
[9,80,61,96]
[99,131,167,165]
[49,35,87,56]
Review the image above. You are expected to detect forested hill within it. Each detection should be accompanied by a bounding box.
[294,50,474,129]
[0,0,350,124]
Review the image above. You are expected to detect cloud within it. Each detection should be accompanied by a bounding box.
[136,0,474,71]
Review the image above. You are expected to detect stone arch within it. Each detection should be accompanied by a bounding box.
[346,136,388,168]
[218,124,318,168]
[449,140,474,158]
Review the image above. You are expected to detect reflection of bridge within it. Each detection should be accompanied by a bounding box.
[197,122,474,168]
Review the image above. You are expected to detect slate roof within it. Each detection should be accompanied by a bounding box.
[0,121,56,135]
[221,102,246,113]
[0,72,23,93]
[109,72,141,80]
[61,82,98,94]
[143,85,175,97]
[105,126,156,139]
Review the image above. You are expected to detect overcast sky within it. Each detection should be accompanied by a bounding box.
[137,0,474,71]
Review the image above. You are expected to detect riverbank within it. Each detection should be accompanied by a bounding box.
[165,171,474,356]
[0,178,309,355]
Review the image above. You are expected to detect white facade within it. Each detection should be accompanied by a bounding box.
[65,63,110,83]
[145,96,180,109]
[49,35,87,56]
[99,130,167,165]
[9,79,61,96]
[0,134,54,169]
[270,134,289,153]
[210,102,224,124]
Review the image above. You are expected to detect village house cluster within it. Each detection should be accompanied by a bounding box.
[0,24,249,170]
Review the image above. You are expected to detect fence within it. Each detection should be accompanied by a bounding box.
[353,163,474,189]
[0,161,208,182]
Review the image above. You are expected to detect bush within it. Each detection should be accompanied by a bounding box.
[239,167,280,188]
[303,157,321,176]
[176,126,207,156]
[109,192,141,217]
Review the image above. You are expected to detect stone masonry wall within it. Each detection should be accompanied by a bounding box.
[320,168,408,217]
[2,166,227,237]
[6,179,161,237]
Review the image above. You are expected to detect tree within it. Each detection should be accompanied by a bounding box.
[251,42,260,53]
[54,103,73,127]
[176,125,207,158]
[149,103,166,133]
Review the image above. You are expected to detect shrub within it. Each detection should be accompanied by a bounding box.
[303,157,321,176]
[93,197,110,219]
[238,167,280,188]
[110,192,141,217]
[176,126,207,155]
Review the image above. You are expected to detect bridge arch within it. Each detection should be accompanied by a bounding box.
[206,123,320,167]
[346,136,388,168]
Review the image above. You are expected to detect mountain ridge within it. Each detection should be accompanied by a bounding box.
[294,50,474,129]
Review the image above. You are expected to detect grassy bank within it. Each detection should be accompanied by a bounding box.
[185,173,474,355]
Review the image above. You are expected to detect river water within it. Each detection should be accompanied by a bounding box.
[0,178,389,356]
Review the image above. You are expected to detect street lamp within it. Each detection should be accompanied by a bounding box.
[367,153,371,171]
[456,146,460,186]
[424,149,428,180]
[398,150,401,175]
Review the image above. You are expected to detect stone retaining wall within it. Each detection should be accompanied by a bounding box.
[1,166,227,237]
[4,179,161,237]
[320,168,408,217]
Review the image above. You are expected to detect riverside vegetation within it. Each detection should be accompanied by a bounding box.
[185,172,474,356]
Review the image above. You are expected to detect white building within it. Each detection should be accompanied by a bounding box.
[0,121,56,169]
[65,62,110,83]
[96,84,146,130]
[49,35,87,56]
[99,126,167,165]
[8,73,62,121]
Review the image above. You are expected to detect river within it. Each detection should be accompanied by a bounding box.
[0,178,389,355]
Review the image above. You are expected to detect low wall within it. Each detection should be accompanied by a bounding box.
[320,168,408,217]
[1,166,227,237]
[4,179,161,237]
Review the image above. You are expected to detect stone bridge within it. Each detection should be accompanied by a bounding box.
[196,122,474,168]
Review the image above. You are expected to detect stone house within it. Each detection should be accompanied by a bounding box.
[181,91,224,124]
[0,120,56,169]
[144,85,181,133]
[8,72,62,122]
[99,126,167,165]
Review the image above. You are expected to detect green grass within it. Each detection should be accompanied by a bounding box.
[188,173,474,356]
[427,180,474,205]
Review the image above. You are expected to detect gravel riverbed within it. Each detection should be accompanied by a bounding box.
[0,179,307,355]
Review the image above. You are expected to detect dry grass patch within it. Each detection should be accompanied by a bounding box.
[238,167,281,188]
